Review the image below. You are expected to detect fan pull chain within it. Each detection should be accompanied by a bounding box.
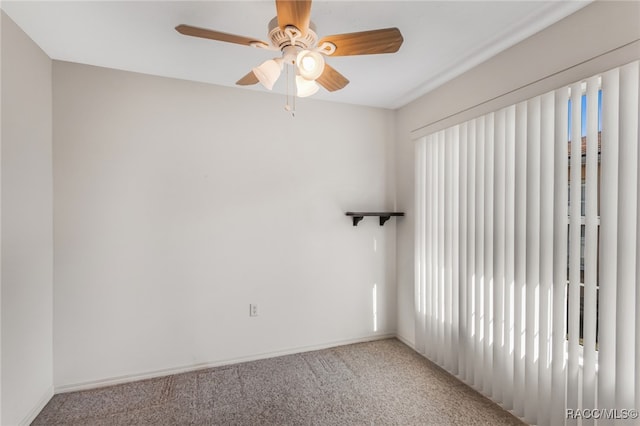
[284,63,295,117]
[292,64,296,116]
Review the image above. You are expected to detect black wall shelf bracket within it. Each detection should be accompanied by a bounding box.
[345,212,405,226]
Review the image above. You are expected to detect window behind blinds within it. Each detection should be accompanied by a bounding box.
[414,60,639,425]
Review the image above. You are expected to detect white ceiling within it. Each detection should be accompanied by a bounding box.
[2,1,590,109]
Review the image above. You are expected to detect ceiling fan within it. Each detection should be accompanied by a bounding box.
[175,0,404,98]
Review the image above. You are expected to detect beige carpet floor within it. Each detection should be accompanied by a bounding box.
[33,338,524,425]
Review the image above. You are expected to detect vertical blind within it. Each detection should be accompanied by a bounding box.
[414,60,639,425]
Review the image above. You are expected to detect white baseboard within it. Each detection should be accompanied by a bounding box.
[55,333,396,394]
[20,385,54,426]
[394,333,416,351]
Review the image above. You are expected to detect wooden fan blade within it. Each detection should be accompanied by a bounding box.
[276,0,312,36]
[316,64,349,92]
[318,28,403,56]
[236,71,259,86]
[176,24,267,47]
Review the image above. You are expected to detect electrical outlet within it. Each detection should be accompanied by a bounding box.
[250,304,258,317]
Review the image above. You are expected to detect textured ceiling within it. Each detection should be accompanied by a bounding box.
[1,1,590,109]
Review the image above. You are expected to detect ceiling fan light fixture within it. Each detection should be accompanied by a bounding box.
[295,75,320,98]
[253,58,283,90]
[176,1,405,106]
[296,50,324,81]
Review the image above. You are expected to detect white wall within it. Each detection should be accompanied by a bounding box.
[1,11,54,426]
[394,0,640,346]
[53,61,397,389]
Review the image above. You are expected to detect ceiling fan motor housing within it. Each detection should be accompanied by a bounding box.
[267,17,318,52]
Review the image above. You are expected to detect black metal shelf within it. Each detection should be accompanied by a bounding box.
[345,212,405,226]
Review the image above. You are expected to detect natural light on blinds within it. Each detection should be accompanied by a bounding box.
[414,60,639,425]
